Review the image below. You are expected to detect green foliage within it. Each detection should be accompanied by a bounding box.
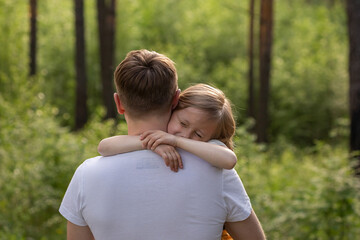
[234,132,360,239]
[270,1,348,145]
[0,0,28,85]
[0,0,348,144]
[0,74,126,239]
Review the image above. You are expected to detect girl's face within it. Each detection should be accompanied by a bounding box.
[167,107,218,142]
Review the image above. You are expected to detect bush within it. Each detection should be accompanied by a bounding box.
[270,1,348,145]
[0,75,125,239]
[234,132,360,239]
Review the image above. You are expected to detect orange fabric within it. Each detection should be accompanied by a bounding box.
[221,230,233,240]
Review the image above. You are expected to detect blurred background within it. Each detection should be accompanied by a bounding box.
[0,0,359,239]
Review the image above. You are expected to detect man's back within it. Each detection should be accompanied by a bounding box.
[60,150,251,240]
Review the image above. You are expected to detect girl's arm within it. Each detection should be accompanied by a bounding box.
[175,137,237,169]
[98,135,143,156]
[98,135,183,172]
[141,130,237,169]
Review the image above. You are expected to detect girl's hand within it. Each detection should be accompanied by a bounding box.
[153,145,183,172]
[141,130,177,150]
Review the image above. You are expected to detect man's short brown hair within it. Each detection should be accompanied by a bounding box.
[114,49,178,118]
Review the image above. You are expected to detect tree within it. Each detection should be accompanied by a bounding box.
[256,0,273,143]
[247,0,256,120]
[97,0,117,119]
[346,0,360,173]
[29,0,37,76]
[74,0,88,130]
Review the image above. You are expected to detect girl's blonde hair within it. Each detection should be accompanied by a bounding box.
[176,84,236,150]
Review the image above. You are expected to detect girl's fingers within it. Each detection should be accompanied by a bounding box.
[143,135,153,149]
[170,152,179,172]
[169,151,179,172]
[151,139,162,150]
[143,134,157,149]
[140,131,152,140]
[153,145,181,172]
[175,151,183,169]
[163,155,170,167]
[171,153,179,171]
[147,137,156,149]
[142,136,150,149]
[160,151,173,170]
[167,153,176,172]
[166,148,181,172]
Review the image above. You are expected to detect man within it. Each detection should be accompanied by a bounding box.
[59,49,265,239]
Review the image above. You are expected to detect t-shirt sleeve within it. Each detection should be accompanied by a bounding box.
[208,139,226,147]
[223,169,252,222]
[59,163,87,226]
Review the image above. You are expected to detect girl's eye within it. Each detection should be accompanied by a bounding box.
[195,132,202,138]
[180,121,187,127]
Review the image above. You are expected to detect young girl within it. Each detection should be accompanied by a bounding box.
[98,83,237,172]
[98,83,237,239]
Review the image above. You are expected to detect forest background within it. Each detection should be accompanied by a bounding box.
[1,0,360,239]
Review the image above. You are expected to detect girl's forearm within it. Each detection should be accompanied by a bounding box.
[98,135,143,156]
[175,138,237,169]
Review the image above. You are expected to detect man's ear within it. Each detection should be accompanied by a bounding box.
[114,93,125,114]
[171,89,181,110]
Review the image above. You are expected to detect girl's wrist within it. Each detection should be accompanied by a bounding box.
[173,136,180,148]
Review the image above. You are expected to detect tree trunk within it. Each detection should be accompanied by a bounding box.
[29,0,37,76]
[256,0,273,143]
[247,0,256,120]
[74,0,88,130]
[97,0,117,119]
[346,0,360,173]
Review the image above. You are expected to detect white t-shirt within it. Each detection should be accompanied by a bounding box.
[59,148,251,240]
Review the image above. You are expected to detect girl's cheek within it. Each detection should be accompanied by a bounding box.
[167,123,176,135]
[170,124,182,135]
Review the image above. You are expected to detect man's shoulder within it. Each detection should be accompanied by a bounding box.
[84,150,154,162]
[81,155,103,165]
[77,150,159,171]
[73,156,102,174]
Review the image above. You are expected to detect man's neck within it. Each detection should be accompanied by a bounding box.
[126,114,170,136]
